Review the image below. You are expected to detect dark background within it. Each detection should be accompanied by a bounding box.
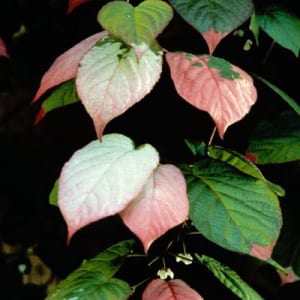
[0,0,299,299]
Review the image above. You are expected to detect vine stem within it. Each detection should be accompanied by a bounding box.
[262,40,276,65]
[131,277,152,293]
[208,126,217,146]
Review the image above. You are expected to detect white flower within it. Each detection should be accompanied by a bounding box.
[157,268,174,280]
[175,253,193,265]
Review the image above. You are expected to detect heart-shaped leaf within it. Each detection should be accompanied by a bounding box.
[142,279,204,300]
[166,52,257,138]
[76,35,163,139]
[98,0,173,57]
[120,164,189,253]
[34,79,80,124]
[46,240,134,300]
[0,36,9,58]
[196,254,264,299]
[255,5,300,57]
[32,31,107,103]
[168,0,254,54]
[187,158,282,259]
[58,133,159,241]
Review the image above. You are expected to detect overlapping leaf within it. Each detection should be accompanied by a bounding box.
[120,164,189,253]
[186,158,282,259]
[168,0,254,54]
[98,0,173,58]
[142,279,203,300]
[207,145,285,196]
[34,79,80,124]
[254,5,300,57]
[166,52,257,138]
[58,134,160,241]
[46,240,134,300]
[196,254,264,299]
[32,31,107,103]
[76,36,163,139]
[247,110,300,164]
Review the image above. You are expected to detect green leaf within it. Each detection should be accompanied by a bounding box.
[168,0,254,34]
[42,79,80,112]
[252,74,300,116]
[97,0,173,57]
[49,178,59,206]
[207,145,285,196]
[187,158,282,256]
[35,79,80,124]
[47,273,131,300]
[46,240,135,300]
[184,139,206,156]
[256,5,300,57]
[247,110,300,164]
[195,254,264,300]
[249,12,259,45]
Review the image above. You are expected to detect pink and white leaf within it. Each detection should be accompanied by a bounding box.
[32,31,107,103]
[76,37,163,139]
[58,133,159,242]
[0,36,9,58]
[120,164,189,253]
[166,52,257,138]
[142,279,204,300]
[67,0,94,14]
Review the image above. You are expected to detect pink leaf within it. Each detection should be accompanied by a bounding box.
[249,241,276,260]
[67,0,94,14]
[166,52,257,138]
[278,267,300,286]
[58,134,159,242]
[32,31,107,103]
[202,30,227,55]
[76,37,163,139]
[0,36,9,58]
[120,164,189,253]
[142,279,204,300]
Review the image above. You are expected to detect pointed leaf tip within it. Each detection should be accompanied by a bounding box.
[76,36,163,139]
[168,0,254,53]
[166,52,257,138]
[32,31,107,103]
[58,134,160,241]
[120,164,189,252]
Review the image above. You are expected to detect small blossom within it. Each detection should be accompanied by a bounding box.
[175,253,193,265]
[157,268,174,280]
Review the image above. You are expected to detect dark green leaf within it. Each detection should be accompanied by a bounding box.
[47,272,131,300]
[207,145,285,196]
[187,158,282,255]
[247,110,300,164]
[46,240,135,300]
[196,254,264,299]
[256,5,300,57]
[168,0,254,34]
[184,139,206,156]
